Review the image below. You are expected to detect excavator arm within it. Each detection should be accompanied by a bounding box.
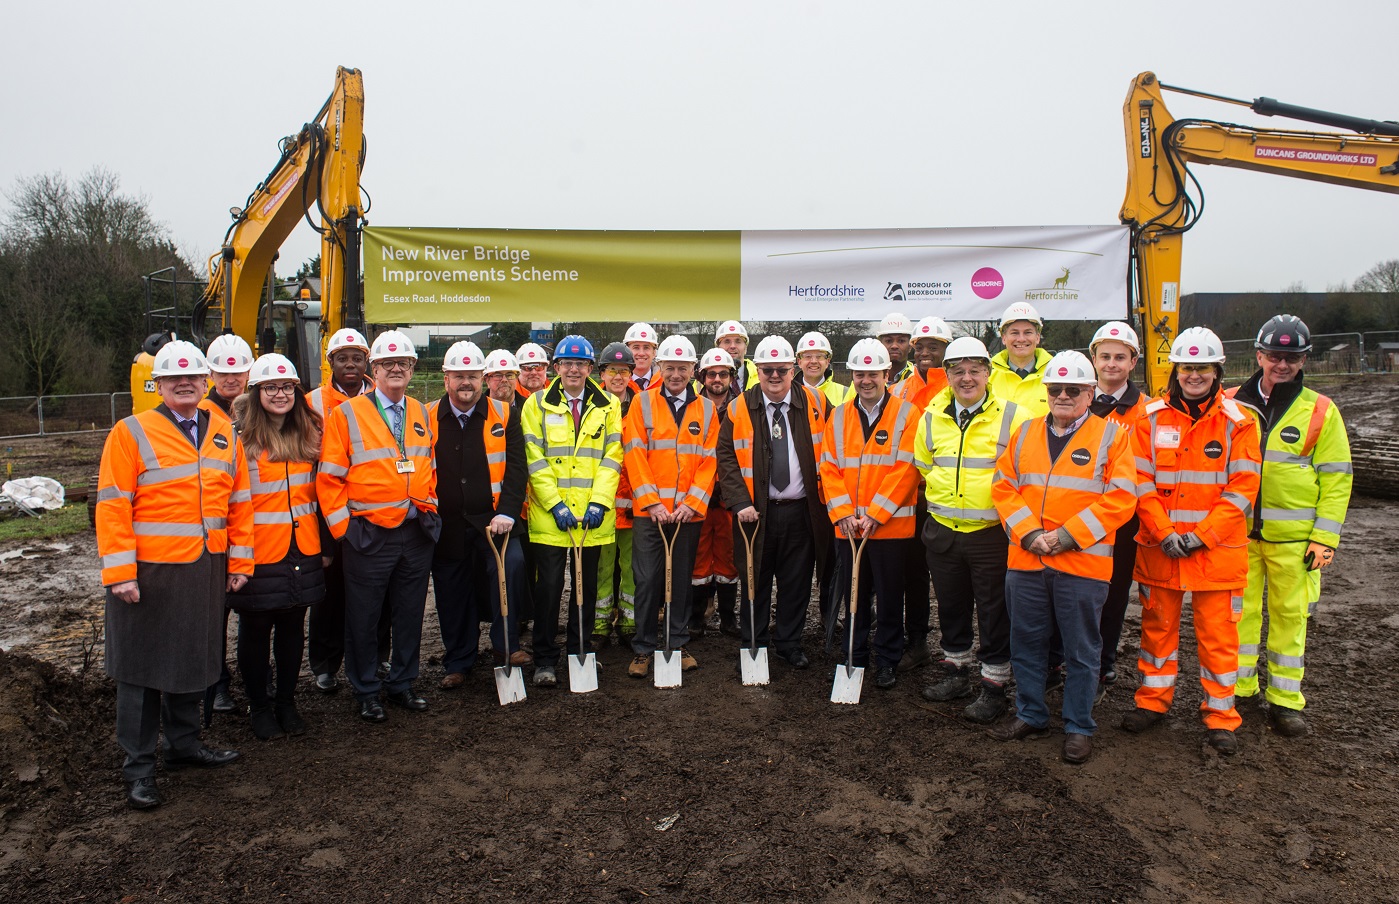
[1120,71,1399,394]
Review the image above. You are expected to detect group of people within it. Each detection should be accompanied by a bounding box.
[95,303,1351,808]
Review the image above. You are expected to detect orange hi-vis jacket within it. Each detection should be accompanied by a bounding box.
[819,392,920,539]
[317,392,438,540]
[993,414,1138,582]
[727,384,828,503]
[308,378,375,418]
[623,385,720,519]
[893,366,948,414]
[245,451,321,564]
[1097,385,1148,431]
[1133,392,1261,591]
[427,397,511,509]
[97,408,254,586]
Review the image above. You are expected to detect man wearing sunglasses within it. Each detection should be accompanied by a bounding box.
[1227,315,1352,738]
[717,336,832,669]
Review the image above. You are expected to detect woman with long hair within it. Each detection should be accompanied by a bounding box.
[230,354,326,740]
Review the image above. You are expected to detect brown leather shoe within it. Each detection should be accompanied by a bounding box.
[439,672,466,690]
[1063,733,1093,765]
[987,717,1049,742]
[509,650,532,666]
[680,649,699,671]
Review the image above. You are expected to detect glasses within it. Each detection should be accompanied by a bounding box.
[555,359,589,371]
[259,383,297,397]
[519,364,547,373]
[759,366,792,377]
[376,359,413,372]
[1263,351,1305,365]
[1177,363,1215,374]
[601,366,632,378]
[1044,385,1086,398]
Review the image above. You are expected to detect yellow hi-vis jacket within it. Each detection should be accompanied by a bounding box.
[914,388,1030,533]
[521,378,623,547]
[988,348,1052,418]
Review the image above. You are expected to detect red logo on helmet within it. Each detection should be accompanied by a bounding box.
[1109,328,1120,336]
[177,358,189,368]
[388,343,398,351]
[640,331,649,338]
[808,340,816,346]
[1280,334,1292,345]
[1057,366,1068,376]
[1188,346,1200,356]
[277,365,287,374]
[769,349,778,357]
[863,355,873,364]
[226,356,236,365]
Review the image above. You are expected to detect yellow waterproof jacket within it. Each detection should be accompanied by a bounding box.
[521,378,623,547]
[914,388,1030,532]
[988,348,1052,418]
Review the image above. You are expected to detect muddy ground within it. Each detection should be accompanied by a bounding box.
[1,380,1397,902]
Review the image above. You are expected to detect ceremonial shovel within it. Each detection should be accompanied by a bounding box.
[831,523,875,704]
[566,526,598,693]
[486,530,526,706]
[654,521,683,688]
[736,518,769,686]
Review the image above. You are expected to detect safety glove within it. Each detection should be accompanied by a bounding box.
[1160,533,1190,559]
[1303,542,1335,571]
[583,503,608,530]
[550,502,578,531]
[1181,533,1206,553]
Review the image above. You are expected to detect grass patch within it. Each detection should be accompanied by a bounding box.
[0,503,90,544]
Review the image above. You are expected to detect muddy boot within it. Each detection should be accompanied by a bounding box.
[1207,728,1239,756]
[963,681,1008,724]
[901,637,932,671]
[921,664,973,702]
[1269,706,1308,737]
[250,706,285,741]
[690,585,714,639]
[1120,707,1165,733]
[717,583,741,637]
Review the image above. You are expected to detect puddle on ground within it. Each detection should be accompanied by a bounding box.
[0,543,73,563]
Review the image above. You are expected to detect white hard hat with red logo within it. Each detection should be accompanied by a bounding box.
[515,343,548,366]
[656,335,698,363]
[370,330,418,362]
[624,322,658,346]
[485,349,519,375]
[247,353,299,387]
[912,316,953,343]
[753,335,795,364]
[151,340,211,378]
[877,313,915,337]
[326,327,370,359]
[1043,351,1097,386]
[442,341,486,372]
[796,331,832,355]
[1090,321,1140,355]
[1169,327,1225,364]
[942,336,991,366]
[847,338,892,372]
[698,348,735,373]
[999,301,1044,330]
[206,334,254,373]
[715,320,749,341]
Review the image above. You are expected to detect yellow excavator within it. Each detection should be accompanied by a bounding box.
[132,66,367,412]
[1120,71,1399,394]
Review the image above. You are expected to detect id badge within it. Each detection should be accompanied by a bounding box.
[396,458,416,474]
[1155,426,1181,449]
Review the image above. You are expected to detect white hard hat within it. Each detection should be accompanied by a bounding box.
[847,338,892,372]
[752,335,795,364]
[151,340,211,378]
[715,320,749,341]
[1090,321,1140,355]
[206,334,254,373]
[942,337,992,365]
[698,348,735,373]
[1169,326,1226,364]
[247,353,299,387]
[515,342,548,366]
[442,340,486,372]
[999,301,1044,330]
[624,322,658,346]
[370,330,418,362]
[484,349,519,375]
[1043,350,1097,386]
[877,313,915,337]
[912,316,954,343]
[796,331,832,355]
[326,327,370,359]
[656,335,698,363]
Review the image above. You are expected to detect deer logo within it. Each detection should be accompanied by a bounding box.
[1052,267,1070,289]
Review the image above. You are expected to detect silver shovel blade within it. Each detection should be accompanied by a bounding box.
[569,653,599,693]
[494,665,527,706]
[739,646,770,686]
[830,664,865,704]
[654,651,682,688]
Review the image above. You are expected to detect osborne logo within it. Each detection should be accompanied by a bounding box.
[177,358,189,368]
[769,349,779,357]
[1188,346,1200,356]
[639,330,649,339]
[1109,328,1120,336]
[863,355,873,364]
[1057,366,1068,376]
[1280,334,1292,345]
[807,339,817,347]
[388,343,398,351]
[277,365,287,374]
[971,267,1004,300]
[226,356,237,365]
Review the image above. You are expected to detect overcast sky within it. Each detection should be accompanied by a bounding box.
[4,1,1394,301]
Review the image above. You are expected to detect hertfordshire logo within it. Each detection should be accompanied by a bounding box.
[885,283,905,302]
[1024,266,1080,303]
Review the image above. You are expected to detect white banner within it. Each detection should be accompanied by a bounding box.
[739,225,1129,321]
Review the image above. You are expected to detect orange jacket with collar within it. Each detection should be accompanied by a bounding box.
[820,392,920,539]
[96,408,254,586]
[893,366,948,413]
[428,396,511,510]
[624,385,720,519]
[317,392,438,539]
[308,377,375,418]
[245,451,321,564]
[725,383,828,505]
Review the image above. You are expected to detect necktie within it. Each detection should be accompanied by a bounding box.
[1097,393,1116,407]
[459,412,469,430]
[570,398,582,432]
[390,403,404,445]
[958,409,972,430]
[180,418,198,446]
[770,402,790,492]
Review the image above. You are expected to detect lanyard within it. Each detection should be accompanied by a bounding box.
[370,393,408,458]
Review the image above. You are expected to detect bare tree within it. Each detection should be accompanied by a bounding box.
[1353,260,1399,295]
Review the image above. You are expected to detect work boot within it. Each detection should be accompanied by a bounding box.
[900,638,932,671]
[249,706,285,741]
[874,666,897,690]
[275,703,307,736]
[628,655,651,679]
[1207,728,1239,756]
[690,586,714,638]
[680,649,699,671]
[921,665,972,702]
[1120,707,1165,733]
[963,682,1008,724]
[532,665,557,688]
[717,584,741,637]
[1269,706,1308,737]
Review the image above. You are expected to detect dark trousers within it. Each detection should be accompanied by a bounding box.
[308,544,391,677]
[432,529,527,674]
[115,682,202,782]
[343,523,434,700]
[1049,514,1140,674]
[903,505,933,640]
[836,537,906,669]
[1006,568,1108,736]
[631,518,701,655]
[817,536,842,633]
[532,543,600,667]
[924,520,1012,667]
[236,607,307,708]
[738,501,815,653]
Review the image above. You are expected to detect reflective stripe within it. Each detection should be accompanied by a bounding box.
[1263,450,1312,466]
[228,545,254,559]
[1261,506,1317,521]
[318,461,348,477]
[1239,643,1260,656]
[1047,475,1104,494]
[97,486,133,503]
[1200,666,1237,685]
[599,458,622,473]
[133,522,204,537]
[676,444,708,456]
[1228,459,1262,475]
[1080,542,1112,557]
[1237,665,1257,679]
[1220,492,1251,516]
[1232,595,1243,616]
[489,481,503,496]
[203,458,236,476]
[557,477,596,489]
[928,502,998,521]
[870,493,899,513]
[826,493,853,511]
[1135,456,1155,476]
[485,452,507,465]
[349,498,409,512]
[1168,509,1213,521]
[1314,517,1344,535]
[1136,480,1157,497]
[1269,675,1303,692]
[1267,650,1305,669]
[1004,506,1033,530]
[528,459,550,475]
[349,447,399,465]
[325,507,349,527]
[1079,508,1106,543]
[689,486,711,505]
[1205,694,1235,711]
[1139,649,1178,668]
[733,438,751,450]
[1141,674,1177,687]
[228,489,252,504]
[1314,461,1352,474]
[137,462,200,486]
[1108,477,1137,494]
[123,416,162,470]
[739,467,753,479]
[632,482,659,499]
[103,551,137,568]
[624,438,648,453]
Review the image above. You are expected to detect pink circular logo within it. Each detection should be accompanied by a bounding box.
[388,343,398,351]
[640,331,648,338]
[807,339,816,346]
[1188,346,1199,356]
[1109,328,1120,336]
[177,358,189,368]
[919,326,929,334]
[1057,366,1068,376]
[1280,334,1292,345]
[769,349,779,357]
[971,267,1004,300]
[226,356,236,365]
[277,365,287,374]
[863,355,873,364]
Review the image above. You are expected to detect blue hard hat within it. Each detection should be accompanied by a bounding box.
[553,335,595,362]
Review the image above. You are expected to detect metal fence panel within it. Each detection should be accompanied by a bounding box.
[0,393,133,439]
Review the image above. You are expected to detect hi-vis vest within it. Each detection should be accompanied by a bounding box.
[988,348,1052,418]
[428,397,511,509]
[623,386,719,519]
[520,379,623,547]
[245,451,320,564]
[1133,394,1261,590]
[993,413,1138,582]
[893,366,948,413]
[727,385,827,502]
[96,409,254,586]
[308,378,375,418]
[819,393,920,539]
[806,376,851,408]
[915,388,1029,533]
[317,392,438,539]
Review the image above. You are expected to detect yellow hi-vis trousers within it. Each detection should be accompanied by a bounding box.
[1237,540,1320,711]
